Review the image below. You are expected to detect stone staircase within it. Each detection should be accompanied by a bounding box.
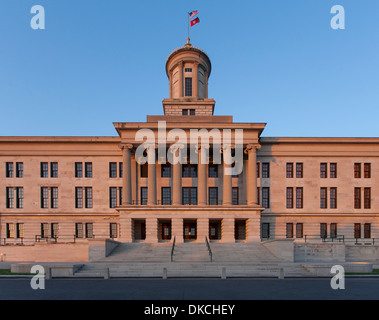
[172,242,211,262]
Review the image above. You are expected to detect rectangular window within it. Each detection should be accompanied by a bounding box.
[286,187,293,209]
[6,187,14,208]
[296,223,303,238]
[296,187,303,209]
[16,187,24,209]
[41,223,49,239]
[85,187,93,208]
[140,164,148,178]
[119,187,123,206]
[110,223,118,239]
[109,187,117,208]
[320,163,327,178]
[364,163,371,178]
[354,163,361,178]
[262,223,270,239]
[50,162,58,178]
[189,109,195,116]
[364,223,371,239]
[85,223,94,238]
[208,187,218,205]
[51,223,59,238]
[119,162,123,178]
[208,164,218,178]
[182,109,188,116]
[41,187,49,209]
[16,162,23,178]
[320,187,327,209]
[354,223,361,239]
[330,223,337,238]
[85,162,93,178]
[262,187,270,209]
[364,187,371,209]
[182,164,197,178]
[75,162,83,178]
[161,187,172,205]
[75,223,83,238]
[296,163,303,178]
[109,162,117,178]
[75,187,83,208]
[256,162,260,178]
[257,187,260,206]
[330,163,337,178]
[185,77,192,97]
[354,187,361,209]
[262,163,270,178]
[161,164,171,178]
[286,223,293,238]
[286,163,293,178]
[6,162,13,178]
[16,223,24,239]
[41,162,48,178]
[320,223,327,239]
[51,187,58,208]
[141,187,148,205]
[185,68,192,72]
[182,187,197,205]
[330,187,337,209]
[232,187,239,205]
[6,223,14,238]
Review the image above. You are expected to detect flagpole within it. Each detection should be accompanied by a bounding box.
[187,13,190,41]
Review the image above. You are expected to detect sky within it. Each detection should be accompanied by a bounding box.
[0,0,379,138]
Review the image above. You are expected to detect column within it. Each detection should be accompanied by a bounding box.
[197,145,208,205]
[222,218,235,243]
[121,143,133,205]
[145,218,158,243]
[172,218,184,243]
[171,145,183,205]
[246,215,261,242]
[197,218,209,242]
[147,146,156,205]
[193,62,199,98]
[245,144,259,205]
[178,61,183,98]
[223,146,232,205]
[204,70,209,99]
[119,217,133,243]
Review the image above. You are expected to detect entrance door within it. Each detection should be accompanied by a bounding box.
[184,223,196,240]
[209,223,218,240]
[161,223,171,240]
[141,222,146,240]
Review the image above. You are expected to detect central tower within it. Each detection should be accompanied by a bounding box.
[162,39,215,117]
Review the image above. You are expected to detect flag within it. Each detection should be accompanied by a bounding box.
[189,10,199,19]
[190,17,200,27]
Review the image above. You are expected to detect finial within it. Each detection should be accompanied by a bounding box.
[185,37,192,47]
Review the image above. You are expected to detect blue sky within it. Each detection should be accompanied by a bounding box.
[0,1,378,137]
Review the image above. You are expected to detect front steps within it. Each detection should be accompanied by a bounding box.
[172,243,211,262]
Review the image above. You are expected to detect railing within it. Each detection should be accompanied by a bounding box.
[205,236,213,262]
[261,234,377,245]
[170,236,176,262]
[1,234,111,245]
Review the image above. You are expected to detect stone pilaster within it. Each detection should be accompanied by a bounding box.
[172,218,184,243]
[120,143,133,205]
[221,218,235,242]
[197,218,209,242]
[223,146,232,205]
[197,145,208,205]
[246,214,261,242]
[245,144,260,205]
[119,217,133,243]
[147,146,156,205]
[145,218,158,243]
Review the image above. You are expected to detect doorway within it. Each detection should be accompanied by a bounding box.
[235,219,246,241]
[209,219,222,240]
[159,220,172,241]
[183,220,197,241]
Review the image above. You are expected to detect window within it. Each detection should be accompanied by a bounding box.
[286,187,293,209]
[208,187,218,205]
[51,187,58,208]
[296,163,303,178]
[85,162,93,178]
[182,164,197,177]
[208,164,218,178]
[320,163,327,178]
[257,187,260,206]
[50,162,58,178]
[6,223,14,238]
[330,163,337,178]
[40,162,48,178]
[262,223,270,239]
[320,223,327,239]
[232,187,239,205]
[41,187,49,208]
[16,223,24,239]
[262,163,270,178]
[330,187,337,209]
[185,68,192,72]
[85,187,93,208]
[189,109,195,115]
[119,187,123,205]
[161,164,171,178]
[296,187,303,209]
[6,162,13,178]
[182,109,188,116]
[75,223,83,238]
[75,187,83,208]
[51,223,59,238]
[141,187,148,205]
[354,223,361,239]
[262,187,270,209]
[330,223,337,238]
[364,163,371,178]
[182,187,197,205]
[75,162,83,178]
[296,223,303,238]
[110,187,117,208]
[286,223,293,238]
[320,187,327,209]
[6,187,14,208]
[85,223,93,238]
[354,163,361,178]
[364,187,371,209]
[364,223,371,239]
[354,187,361,209]
[119,162,123,178]
[286,163,293,178]
[16,162,23,178]
[141,164,148,178]
[16,187,24,209]
[110,223,118,239]
[185,77,192,96]
[256,162,260,178]
[161,187,171,205]
[109,162,117,178]
[41,223,49,239]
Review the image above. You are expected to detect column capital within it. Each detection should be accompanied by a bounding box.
[119,143,133,150]
[244,144,261,153]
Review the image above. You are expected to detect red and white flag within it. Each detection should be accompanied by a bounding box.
[190,17,200,27]
[189,10,199,19]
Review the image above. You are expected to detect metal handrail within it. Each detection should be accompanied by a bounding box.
[170,236,176,262]
[205,236,213,262]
